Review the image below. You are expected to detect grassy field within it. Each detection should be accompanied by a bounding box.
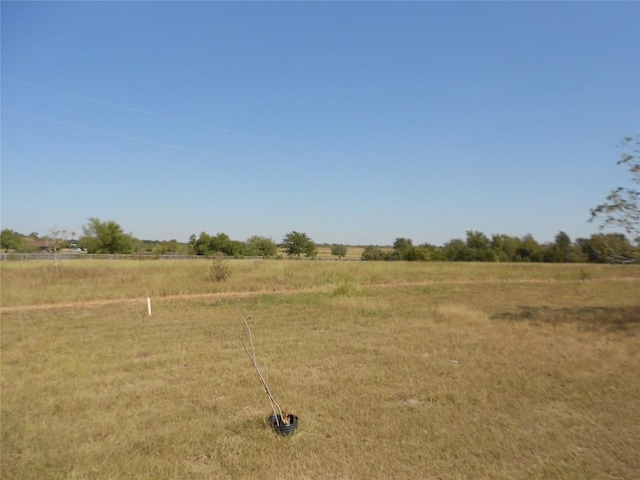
[1,260,639,479]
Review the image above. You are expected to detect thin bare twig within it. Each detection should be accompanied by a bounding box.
[237,309,285,425]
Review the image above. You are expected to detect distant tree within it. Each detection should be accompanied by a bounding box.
[330,244,348,259]
[544,231,575,263]
[391,237,429,261]
[209,232,243,257]
[466,230,491,250]
[590,135,640,248]
[442,238,473,261]
[578,233,638,264]
[393,237,413,250]
[361,245,386,261]
[465,231,495,261]
[516,234,543,262]
[190,232,212,255]
[189,232,243,257]
[78,218,135,254]
[419,243,445,261]
[281,231,317,258]
[491,234,521,262]
[0,229,22,251]
[245,236,278,257]
[47,226,69,268]
[405,246,429,261]
[189,233,204,255]
[151,239,188,256]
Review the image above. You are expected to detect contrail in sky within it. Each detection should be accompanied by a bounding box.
[2,77,276,144]
[1,108,258,166]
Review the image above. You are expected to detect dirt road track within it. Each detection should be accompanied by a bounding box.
[1,278,638,314]
[0,287,331,314]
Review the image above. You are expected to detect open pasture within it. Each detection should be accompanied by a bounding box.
[1,260,639,479]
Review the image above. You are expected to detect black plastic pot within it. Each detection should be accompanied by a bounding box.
[267,413,299,436]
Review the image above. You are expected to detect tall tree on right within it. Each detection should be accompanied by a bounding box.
[590,135,639,262]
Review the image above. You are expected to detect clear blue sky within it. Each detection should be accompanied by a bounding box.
[1,1,638,246]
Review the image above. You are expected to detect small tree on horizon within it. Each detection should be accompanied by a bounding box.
[79,218,135,254]
[245,235,278,257]
[330,244,348,259]
[281,231,317,258]
[47,226,69,269]
[0,229,22,251]
[361,245,385,261]
[544,231,575,263]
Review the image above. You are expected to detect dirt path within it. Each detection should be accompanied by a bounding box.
[0,287,331,314]
[1,277,638,314]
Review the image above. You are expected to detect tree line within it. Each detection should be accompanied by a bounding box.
[362,231,637,264]
[1,222,637,264]
[0,223,319,259]
[2,135,638,263]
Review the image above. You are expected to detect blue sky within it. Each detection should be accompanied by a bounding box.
[1,1,638,246]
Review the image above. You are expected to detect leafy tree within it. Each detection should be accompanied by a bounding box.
[330,244,348,259]
[245,236,278,257]
[361,245,386,261]
[590,135,640,247]
[189,232,243,257]
[443,234,494,261]
[420,243,445,261]
[150,239,188,256]
[544,231,575,263]
[578,233,638,263]
[189,233,208,255]
[79,218,135,254]
[465,231,495,261]
[404,246,429,261]
[491,234,521,262]
[442,238,472,261]
[392,237,429,261]
[516,234,543,262]
[392,238,413,259]
[281,231,317,258]
[466,231,491,251]
[208,232,243,257]
[557,231,573,261]
[1,229,22,251]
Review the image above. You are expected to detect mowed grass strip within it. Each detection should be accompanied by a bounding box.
[1,262,639,479]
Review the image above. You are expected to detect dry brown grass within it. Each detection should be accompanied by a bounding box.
[1,261,639,479]
[314,246,376,259]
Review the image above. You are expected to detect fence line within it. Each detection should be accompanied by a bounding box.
[0,253,356,261]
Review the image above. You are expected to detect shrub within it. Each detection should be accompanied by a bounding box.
[209,259,231,282]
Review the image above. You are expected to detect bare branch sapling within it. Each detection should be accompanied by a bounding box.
[238,310,289,426]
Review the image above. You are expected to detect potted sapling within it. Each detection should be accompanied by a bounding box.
[238,310,299,436]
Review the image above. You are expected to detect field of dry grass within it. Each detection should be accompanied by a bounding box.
[314,246,375,259]
[1,260,639,479]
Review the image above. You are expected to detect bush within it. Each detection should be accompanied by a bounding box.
[209,259,231,282]
[331,244,348,258]
[361,245,385,261]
